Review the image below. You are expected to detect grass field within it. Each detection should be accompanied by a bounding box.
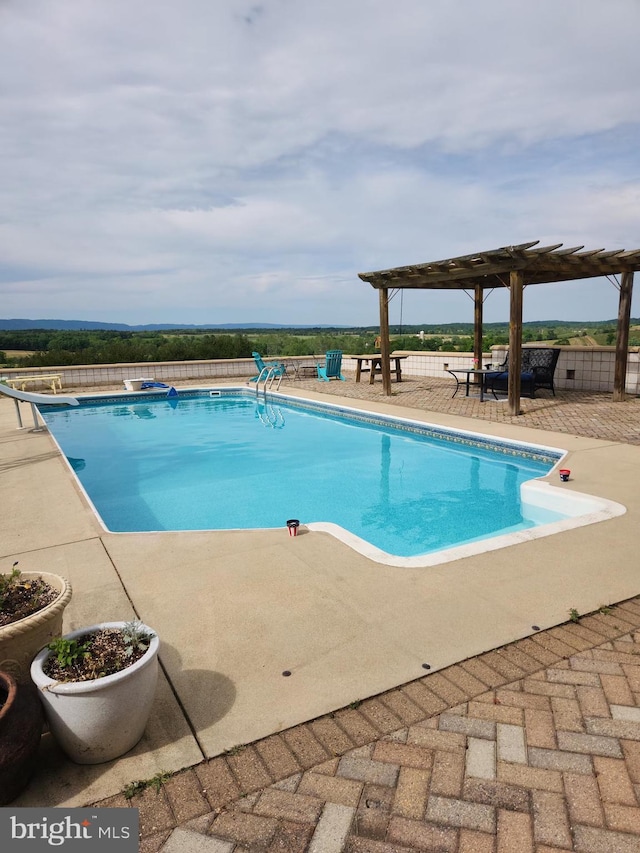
[2,350,35,359]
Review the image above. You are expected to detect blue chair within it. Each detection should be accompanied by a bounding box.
[317,350,345,381]
[250,352,286,382]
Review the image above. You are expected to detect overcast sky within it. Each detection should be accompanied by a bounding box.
[1,0,639,327]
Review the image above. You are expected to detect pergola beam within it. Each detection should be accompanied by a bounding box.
[361,245,640,288]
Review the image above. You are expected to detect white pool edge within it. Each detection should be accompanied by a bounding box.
[307,479,626,568]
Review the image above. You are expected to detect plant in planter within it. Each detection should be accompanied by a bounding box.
[30,620,159,764]
[0,670,44,804]
[0,562,73,683]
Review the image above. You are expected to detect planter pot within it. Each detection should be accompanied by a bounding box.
[30,622,159,764]
[0,573,72,684]
[0,671,44,804]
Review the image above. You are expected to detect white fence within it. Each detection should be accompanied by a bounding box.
[2,347,639,394]
[389,347,640,395]
[1,358,255,390]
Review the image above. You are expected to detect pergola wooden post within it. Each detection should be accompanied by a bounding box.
[508,270,524,416]
[379,287,392,395]
[473,284,483,375]
[614,271,634,402]
[361,241,640,415]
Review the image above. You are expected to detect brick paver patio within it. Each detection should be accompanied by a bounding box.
[79,375,640,851]
[101,602,640,853]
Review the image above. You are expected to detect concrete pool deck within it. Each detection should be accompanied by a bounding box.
[3,378,640,849]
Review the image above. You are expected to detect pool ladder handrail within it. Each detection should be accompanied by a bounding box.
[255,365,283,396]
[256,402,285,428]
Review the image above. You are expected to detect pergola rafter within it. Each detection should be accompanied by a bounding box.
[358,241,640,414]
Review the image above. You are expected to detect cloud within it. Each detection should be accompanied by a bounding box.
[0,0,639,324]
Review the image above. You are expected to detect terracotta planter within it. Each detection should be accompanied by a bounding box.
[0,670,44,804]
[30,622,159,764]
[0,572,72,684]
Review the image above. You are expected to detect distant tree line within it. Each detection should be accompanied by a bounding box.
[0,328,485,366]
[0,322,637,368]
[0,330,253,367]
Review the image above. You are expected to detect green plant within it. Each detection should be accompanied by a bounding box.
[123,771,171,800]
[569,608,580,623]
[598,604,612,615]
[47,637,89,667]
[0,561,21,608]
[43,623,156,682]
[0,561,59,627]
[121,621,154,658]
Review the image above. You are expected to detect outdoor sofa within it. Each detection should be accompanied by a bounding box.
[486,347,561,398]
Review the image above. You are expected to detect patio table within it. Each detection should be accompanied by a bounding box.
[284,360,317,379]
[447,367,501,402]
[347,354,408,384]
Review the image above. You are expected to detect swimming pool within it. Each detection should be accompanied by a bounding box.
[38,387,590,562]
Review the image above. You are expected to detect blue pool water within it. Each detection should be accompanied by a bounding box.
[40,391,566,558]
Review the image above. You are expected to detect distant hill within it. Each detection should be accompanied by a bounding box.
[0,318,350,332]
[0,317,634,334]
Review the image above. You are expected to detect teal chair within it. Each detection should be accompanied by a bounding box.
[317,350,345,381]
[250,352,286,382]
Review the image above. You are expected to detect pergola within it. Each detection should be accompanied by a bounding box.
[359,241,640,415]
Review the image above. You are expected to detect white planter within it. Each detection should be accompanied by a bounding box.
[123,377,153,391]
[30,622,159,764]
